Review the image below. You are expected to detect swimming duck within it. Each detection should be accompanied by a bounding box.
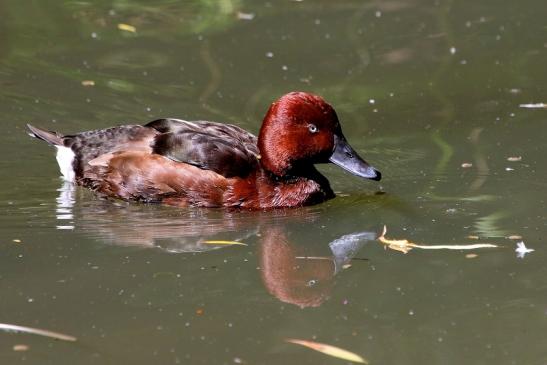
[27,92,381,209]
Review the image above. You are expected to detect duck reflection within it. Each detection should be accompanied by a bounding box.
[56,182,376,307]
[56,182,76,230]
[260,228,375,308]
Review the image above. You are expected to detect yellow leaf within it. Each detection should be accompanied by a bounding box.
[203,240,247,246]
[117,23,137,33]
[378,225,414,253]
[286,338,368,364]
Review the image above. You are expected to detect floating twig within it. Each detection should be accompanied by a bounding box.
[0,323,77,342]
[378,226,498,254]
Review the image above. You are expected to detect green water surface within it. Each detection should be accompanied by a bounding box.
[1,1,547,364]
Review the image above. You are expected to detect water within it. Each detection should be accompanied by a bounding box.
[1,0,547,364]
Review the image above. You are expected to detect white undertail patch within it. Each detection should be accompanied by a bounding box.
[55,146,76,182]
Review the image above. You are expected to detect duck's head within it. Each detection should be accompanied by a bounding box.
[258,92,381,181]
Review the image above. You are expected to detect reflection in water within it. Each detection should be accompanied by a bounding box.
[260,228,375,308]
[329,231,376,274]
[56,182,376,307]
[56,182,75,230]
[468,127,490,191]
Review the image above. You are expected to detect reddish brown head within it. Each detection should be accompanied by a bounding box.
[258,92,381,181]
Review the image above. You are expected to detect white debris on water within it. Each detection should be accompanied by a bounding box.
[237,12,255,20]
[519,103,547,109]
[515,241,534,259]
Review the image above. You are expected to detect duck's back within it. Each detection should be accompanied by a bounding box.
[45,119,259,179]
[65,124,158,177]
[38,119,263,206]
[146,119,260,178]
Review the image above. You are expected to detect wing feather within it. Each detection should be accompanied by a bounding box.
[146,119,260,178]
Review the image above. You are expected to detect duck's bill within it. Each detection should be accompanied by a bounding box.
[329,134,381,181]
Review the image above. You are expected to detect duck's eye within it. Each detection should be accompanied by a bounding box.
[308,124,318,133]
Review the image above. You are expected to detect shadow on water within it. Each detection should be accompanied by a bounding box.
[56,182,378,309]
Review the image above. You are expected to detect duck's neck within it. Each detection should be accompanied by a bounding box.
[262,166,335,207]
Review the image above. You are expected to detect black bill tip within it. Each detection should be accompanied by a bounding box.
[329,134,381,181]
[368,169,381,181]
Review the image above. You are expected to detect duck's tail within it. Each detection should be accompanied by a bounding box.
[27,124,64,146]
[27,124,76,181]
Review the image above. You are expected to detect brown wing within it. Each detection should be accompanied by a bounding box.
[64,125,159,178]
[82,151,230,207]
[146,119,260,178]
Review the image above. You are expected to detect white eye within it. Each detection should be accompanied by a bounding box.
[308,124,318,133]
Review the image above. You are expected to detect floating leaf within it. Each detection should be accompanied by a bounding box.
[378,226,414,253]
[13,344,29,351]
[236,11,255,20]
[286,338,368,364]
[378,226,498,254]
[0,323,76,342]
[203,240,247,246]
[117,23,137,33]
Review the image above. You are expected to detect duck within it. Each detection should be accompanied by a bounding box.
[27,92,381,209]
